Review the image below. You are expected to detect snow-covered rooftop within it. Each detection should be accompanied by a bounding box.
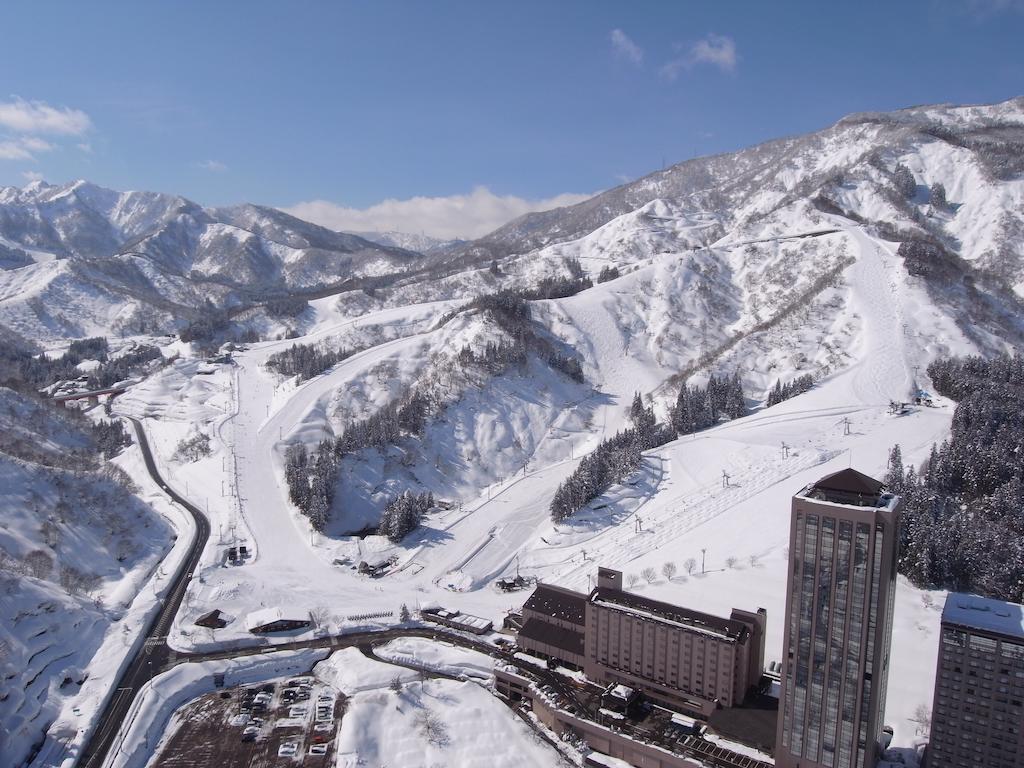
[244,607,307,631]
[942,593,1024,641]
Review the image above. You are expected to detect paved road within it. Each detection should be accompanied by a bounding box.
[76,417,211,768]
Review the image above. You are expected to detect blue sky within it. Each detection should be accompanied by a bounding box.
[1,0,1022,238]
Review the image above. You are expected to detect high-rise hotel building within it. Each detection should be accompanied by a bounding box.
[775,469,901,768]
[928,593,1024,768]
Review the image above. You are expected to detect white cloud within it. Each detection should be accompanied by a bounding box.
[0,136,56,161]
[0,141,33,161]
[691,33,737,71]
[77,142,93,154]
[21,170,44,183]
[966,0,1024,15]
[18,136,54,153]
[661,33,738,80]
[0,97,92,135]
[610,28,644,66]
[283,186,595,241]
[195,159,227,172]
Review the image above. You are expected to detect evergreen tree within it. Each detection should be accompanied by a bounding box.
[893,163,917,199]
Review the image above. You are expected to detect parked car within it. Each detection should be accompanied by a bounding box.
[278,740,299,757]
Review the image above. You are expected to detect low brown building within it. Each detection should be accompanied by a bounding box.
[515,567,766,715]
[518,583,588,667]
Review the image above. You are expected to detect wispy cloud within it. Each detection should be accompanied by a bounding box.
[0,97,92,163]
[661,33,738,80]
[0,97,92,135]
[195,159,227,172]
[0,136,56,161]
[21,170,44,183]
[964,0,1024,16]
[610,28,644,66]
[283,186,595,241]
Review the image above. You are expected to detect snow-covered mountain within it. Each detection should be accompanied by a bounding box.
[0,388,173,764]
[0,181,422,342]
[446,97,1024,281]
[352,230,464,255]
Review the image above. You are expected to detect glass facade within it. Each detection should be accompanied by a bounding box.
[778,493,898,768]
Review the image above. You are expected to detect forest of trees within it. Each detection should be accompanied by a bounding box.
[765,374,815,408]
[283,441,338,532]
[550,393,673,522]
[670,371,746,435]
[266,342,353,383]
[0,335,162,392]
[890,354,1024,602]
[597,265,621,283]
[379,490,434,542]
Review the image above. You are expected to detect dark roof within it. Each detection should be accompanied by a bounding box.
[195,609,228,629]
[518,618,586,656]
[812,468,884,496]
[590,588,748,641]
[523,583,587,626]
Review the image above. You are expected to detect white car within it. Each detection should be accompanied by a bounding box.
[278,741,299,757]
[308,744,328,755]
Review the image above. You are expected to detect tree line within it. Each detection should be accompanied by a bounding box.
[765,374,815,408]
[550,393,674,522]
[266,342,354,383]
[670,371,746,435]
[284,441,338,532]
[380,490,434,542]
[889,353,1024,602]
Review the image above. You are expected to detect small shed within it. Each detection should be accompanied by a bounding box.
[246,607,311,634]
[195,609,230,629]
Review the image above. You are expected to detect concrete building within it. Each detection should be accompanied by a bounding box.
[928,593,1024,768]
[516,567,766,716]
[775,468,902,768]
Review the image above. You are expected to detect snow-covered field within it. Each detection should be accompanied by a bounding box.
[314,649,562,768]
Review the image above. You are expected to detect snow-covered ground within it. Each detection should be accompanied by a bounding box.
[99,212,973,761]
[314,649,562,767]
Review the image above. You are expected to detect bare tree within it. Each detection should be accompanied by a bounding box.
[641,567,657,584]
[661,561,678,582]
[684,557,697,575]
[910,704,931,737]
[748,554,760,568]
[417,709,449,747]
[310,605,330,628]
[626,573,640,589]
[725,556,738,569]
[389,675,403,694]
[25,550,54,580]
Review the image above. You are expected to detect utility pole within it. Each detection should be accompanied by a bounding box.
[842,417,852,436]
[781,441,790,459]
[701,548,707,575]
[722,470,731,488]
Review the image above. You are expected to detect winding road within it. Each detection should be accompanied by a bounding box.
[76,418,211,768]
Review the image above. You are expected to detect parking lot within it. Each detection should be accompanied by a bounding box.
[152,676,344,767]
